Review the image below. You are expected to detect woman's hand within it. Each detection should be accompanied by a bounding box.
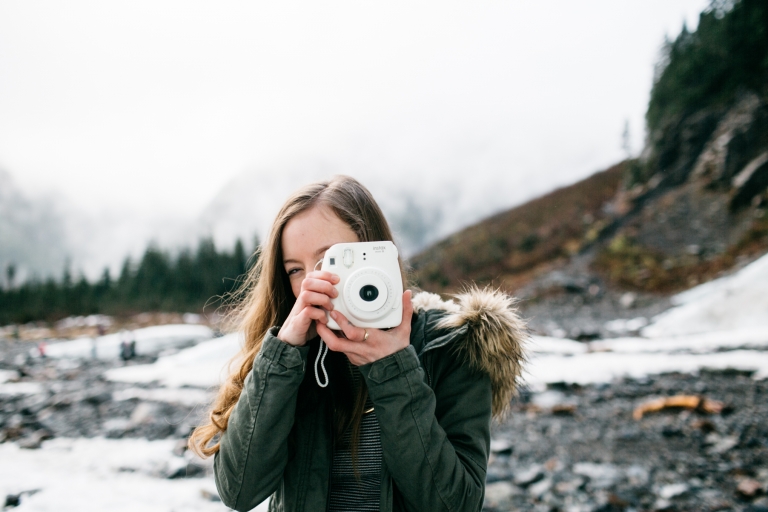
[315,290,413,366]
[277,271,339,346]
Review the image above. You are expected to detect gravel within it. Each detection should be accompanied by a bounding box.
[2,336,767,511]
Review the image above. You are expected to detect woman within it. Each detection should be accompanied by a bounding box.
[188,175,527,512]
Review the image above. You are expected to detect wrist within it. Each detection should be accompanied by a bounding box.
[276,327,307,347]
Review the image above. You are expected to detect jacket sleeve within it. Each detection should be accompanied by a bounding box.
[360,343,492,512]
[213,327,309,512]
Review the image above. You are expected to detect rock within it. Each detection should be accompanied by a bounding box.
[200,489,221,502]
[17,429,53,449]
[706,434,739,454]
[83,391,112,406]
[484,481,518,507]
[652,498,674,511]
[738,478,764,498]
[593,495,630,512]
[573,463,622,489]
[102,418,133,438]
[514,465,545,487]
[731,151,768,210]
[554,476,585,494]
[626,465,650,487]
[485,466,513,484]
[571,327,601,342]
[657,482,688,500]
[2,489,40,509]
[543,457,563,473]
[130,402,156,425]
[490,438,513,456]
[620,292,637,309]
[167,461,207,479]
[532,390,567,409]
[528,478,552,498]
[172,438,189,457]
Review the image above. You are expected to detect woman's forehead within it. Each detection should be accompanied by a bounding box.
[281,205,358,263]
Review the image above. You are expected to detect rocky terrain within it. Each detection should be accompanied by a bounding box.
[411,92,768,306]
[2,324,767,512]
[0,339,211,481]
[487,370,768,512]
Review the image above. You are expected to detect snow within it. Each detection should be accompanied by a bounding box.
[42,324,214,360]
[112,387,214,407]
[521,253,768,388]
[591,327,768,354]
[529,336,588,355]
[4,253,766,510]
[526,350,768,387]
[0,382,44,396]
[642,252,768,337]
[105,333,243,388]
[0,369,19,383]
[0,437,270,512]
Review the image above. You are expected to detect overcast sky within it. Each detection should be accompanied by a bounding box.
[1,1,708,226]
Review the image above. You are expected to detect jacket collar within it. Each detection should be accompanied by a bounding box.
[410,286,529,418]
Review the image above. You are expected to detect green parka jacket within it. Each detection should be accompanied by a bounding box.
[214,288,528,512]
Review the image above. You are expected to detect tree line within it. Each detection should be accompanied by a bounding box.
[647,0,768,131]
[0,238,258,325]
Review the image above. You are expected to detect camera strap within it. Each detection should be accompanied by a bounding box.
[314,339,330,388]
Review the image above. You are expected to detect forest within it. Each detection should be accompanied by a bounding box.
[0,238,256,324]
[646,0,768,131]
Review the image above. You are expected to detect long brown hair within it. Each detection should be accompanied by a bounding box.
[188,175,405,458]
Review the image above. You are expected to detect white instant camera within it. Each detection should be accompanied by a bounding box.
[320,241,403,330]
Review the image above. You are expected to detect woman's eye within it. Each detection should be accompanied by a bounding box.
[287,268,301,277]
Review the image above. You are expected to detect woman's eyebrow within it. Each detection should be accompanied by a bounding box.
[314,245,331,257]
[283,245,333,266]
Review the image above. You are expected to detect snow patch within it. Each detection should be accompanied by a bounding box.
[106,333,243,388]
[43,325,214,360]
[0,437,270,511]
[0,369,20,383]
[112,387,214,407]
[526,350,768,386]
[0,382,44,396]
[642,252,768,337]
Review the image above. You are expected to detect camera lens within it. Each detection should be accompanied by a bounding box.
[359,285,379,302]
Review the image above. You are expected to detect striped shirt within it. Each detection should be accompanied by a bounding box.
[328,370,382,511]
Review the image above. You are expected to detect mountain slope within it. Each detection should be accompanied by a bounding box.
[409,163,625,292]
[410,93,768,297]
[411,1,768,299]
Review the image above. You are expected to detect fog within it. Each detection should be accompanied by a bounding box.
[0,1,709,279]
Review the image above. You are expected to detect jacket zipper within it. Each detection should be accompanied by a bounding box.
[423,353,433,387]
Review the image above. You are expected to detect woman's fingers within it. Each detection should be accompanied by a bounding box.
[329,310,367,342]
[299,305,328,324]
[300,276,338,298]
[297,291,334,311]
[305,271,340,286]
[316,323,358,353]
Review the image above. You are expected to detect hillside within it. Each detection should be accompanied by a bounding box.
[410,0,768,307]
[409,163,626,292]
[410,93,768,300]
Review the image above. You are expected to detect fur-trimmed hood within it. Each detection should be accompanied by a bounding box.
[409,286,529,418]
